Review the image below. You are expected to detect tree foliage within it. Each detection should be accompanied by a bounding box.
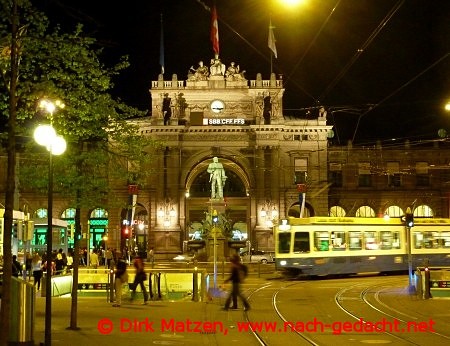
[0,0,159,339]
[1,0,157,209]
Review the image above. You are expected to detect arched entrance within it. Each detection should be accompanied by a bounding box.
[184,156,250,245]
[288,203,314,218]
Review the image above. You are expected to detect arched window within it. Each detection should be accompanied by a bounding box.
[355,206,375,217]
[61,208,76,218]
[329,206,346,217]
[384,205,404,218]
[34,208,47,218]
[414,205,434,217]
[90,208,108,218]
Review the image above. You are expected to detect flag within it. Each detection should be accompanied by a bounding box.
[268,20,277,59]
[210,5,219,56]
[160,13,165,74]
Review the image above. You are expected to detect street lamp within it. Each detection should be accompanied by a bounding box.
[34,99,66,346]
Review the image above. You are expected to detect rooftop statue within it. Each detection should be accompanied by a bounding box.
[210,57,226,76]
[225,62,246,81]
[188,60,209,81]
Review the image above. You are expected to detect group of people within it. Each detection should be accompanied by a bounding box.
[111,251,251,312]
[112,255,149,307]
[11,249,72,291]
[77,247,116,268]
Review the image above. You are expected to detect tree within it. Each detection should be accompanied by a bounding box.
[0,0,20,344]
[0,0,157,342]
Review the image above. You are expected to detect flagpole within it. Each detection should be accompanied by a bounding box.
[160,13,165,75]
[270,16,273,75]
[270,51,273,75]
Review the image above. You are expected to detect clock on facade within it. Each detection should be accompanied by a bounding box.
[210,100,225,114]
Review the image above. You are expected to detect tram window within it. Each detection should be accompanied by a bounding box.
[314,231,329,251]
[380,231,392,249]
[423,232,439,248]
[364,231,379,250]
[293,232,310,253]
[349,231,362,250]
[442,232,450,248]
[413,231,423,249]
[331,231,346,250]
[392,231,400,249]
[278,233,291,254]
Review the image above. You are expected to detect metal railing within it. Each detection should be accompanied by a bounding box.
[415,266,450,299]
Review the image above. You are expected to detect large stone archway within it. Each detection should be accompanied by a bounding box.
[184,156,251,244]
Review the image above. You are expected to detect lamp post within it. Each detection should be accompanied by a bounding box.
[34,99,66,346]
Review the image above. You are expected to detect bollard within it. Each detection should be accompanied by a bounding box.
[9,277,35,345]
[192,267,199,302]
[149,272,154,299]
[109,269,115,303]
[415,269,423,298]
[424,267,431,299]
[157,272,162,299]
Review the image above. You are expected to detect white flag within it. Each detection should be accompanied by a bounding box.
[268,21,277,59]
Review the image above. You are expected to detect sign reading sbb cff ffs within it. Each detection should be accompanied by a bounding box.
[203,118,245,125]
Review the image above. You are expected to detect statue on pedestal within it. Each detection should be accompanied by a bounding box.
[207,157,227,199]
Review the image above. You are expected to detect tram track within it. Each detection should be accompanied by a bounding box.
[242,276,450,346]
[334,277,450,345]
[244,281,320,345]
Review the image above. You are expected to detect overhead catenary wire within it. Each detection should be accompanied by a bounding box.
[351,52,450,143]
[285,0,342,87]
[319,0,405,102]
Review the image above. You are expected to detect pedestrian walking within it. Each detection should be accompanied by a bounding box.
[148,247,155,267]
[223,254,250,311]
[90,249,99,272]
[105,248,113,269]
[12,255,22,278]
[32,253,43,290]
[131,256,148,304]
[113,260,129,307]
[24,252,32,280]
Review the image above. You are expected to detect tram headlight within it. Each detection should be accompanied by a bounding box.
[280,260,287,266]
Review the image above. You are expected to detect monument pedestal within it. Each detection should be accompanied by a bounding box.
[208,198,226,214]
[207,235,227,262]
[207,198,228,261]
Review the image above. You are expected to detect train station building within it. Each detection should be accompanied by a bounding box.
[2,56,450,258]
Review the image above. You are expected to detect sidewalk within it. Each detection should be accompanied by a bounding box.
[32,281,260,346]
[31,275,450,345]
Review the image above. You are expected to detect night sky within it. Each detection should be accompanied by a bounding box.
[39,0,449,144]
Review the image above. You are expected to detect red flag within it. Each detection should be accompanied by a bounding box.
[210,5,219,56]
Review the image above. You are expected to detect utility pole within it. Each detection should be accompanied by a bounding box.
[404,207,415,294]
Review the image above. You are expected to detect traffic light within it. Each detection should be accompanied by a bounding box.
[405,213,414,227]
[122,225,130,238]
[405,207,414,227]
[212,210,219,224]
